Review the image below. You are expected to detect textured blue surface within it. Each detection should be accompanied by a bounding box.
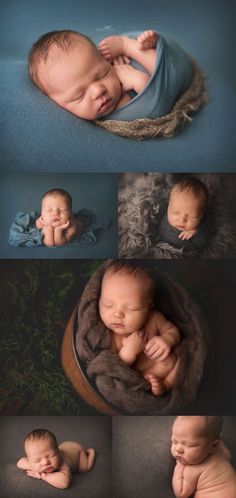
[0,0,236,172]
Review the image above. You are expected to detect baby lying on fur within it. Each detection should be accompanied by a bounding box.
[99,261,181,396]
[17,428,95,489]
[159,177,210,255]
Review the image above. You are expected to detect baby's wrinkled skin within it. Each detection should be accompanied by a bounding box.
[17,438,95,489]
[36,193,83,246]
[167,187,205,241]
[35,30,157,120]
[99,269,180,395]
[171,417,236,498]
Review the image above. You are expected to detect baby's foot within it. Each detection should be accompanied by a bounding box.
[137,30,158,50]
[98,35,130,62]
[87,448,96,470]
[144,374,165,396]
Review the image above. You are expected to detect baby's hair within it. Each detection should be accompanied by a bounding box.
[203,416,223,440]
[103,260,155,299]
[24,429,58,449]
[28,29,96,91]
[42,188,72,210]
[175,416,223,441]
[172,176,209,208]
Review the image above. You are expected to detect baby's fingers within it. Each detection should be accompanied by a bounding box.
[113,55,130,65]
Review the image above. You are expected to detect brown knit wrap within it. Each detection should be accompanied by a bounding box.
[95,61,207,139]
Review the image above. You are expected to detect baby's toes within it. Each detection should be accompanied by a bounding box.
[98,42,112,60]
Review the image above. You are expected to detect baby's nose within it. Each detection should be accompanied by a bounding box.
[176,444,184,454]
[113,308,124,318]
[90,81,106,99]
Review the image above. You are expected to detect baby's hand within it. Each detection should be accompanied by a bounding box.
[122,330,144,351]
[178,229,196,240]
[53,220,70,230]
[26,470,42,479]
[144,336,170,361]
[113,64,137,93]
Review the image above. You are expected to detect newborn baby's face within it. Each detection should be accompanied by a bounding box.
[171,417,214,465]
[167,189,203,231]
[25,438,61,473]
[41,194,71,225]
[99,270,152,335]
[40,41,122,120]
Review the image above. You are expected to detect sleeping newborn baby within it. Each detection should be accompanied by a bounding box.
[36,188,83,246]
[171,416,236,498]
[17,428,95,489]
[28,28,193,121]
[99,261,181,396]
[158,177,210,256]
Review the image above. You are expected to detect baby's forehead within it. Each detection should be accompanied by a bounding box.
[102,269,153,294]
[42,193,68,203]
[173,417,207,436]
[25,436,55,451]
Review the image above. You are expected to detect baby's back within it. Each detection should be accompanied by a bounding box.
[59,441,84,474]
[194,453,236,498]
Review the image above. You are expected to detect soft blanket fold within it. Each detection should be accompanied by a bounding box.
[76,261,209,414]
[158,214,210,256]
[102,33,193,122]
[9,209,109,247]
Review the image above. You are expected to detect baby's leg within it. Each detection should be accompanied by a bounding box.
[162,355,180,392]
[78,448,95,473]
[144,373,166,396]
[99,30,158,75]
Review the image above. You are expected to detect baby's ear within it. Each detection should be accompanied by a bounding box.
[210,438,220,453]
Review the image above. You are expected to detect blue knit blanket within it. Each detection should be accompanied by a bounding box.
[9,209,109,247]
[103,33,193,121]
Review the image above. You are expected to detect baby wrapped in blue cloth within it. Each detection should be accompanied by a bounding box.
[9,189,109,248]
[28,29,194,123]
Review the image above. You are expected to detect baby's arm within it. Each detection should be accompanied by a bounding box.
[27,462,72,489]
[41,225,55,246]
[119,331,144,365]
[53,220,71,246]
[172,462,198,498]
[40,463,72,489]
[35,216,44,229]
[53,219,81,246]
[144,312,180,361]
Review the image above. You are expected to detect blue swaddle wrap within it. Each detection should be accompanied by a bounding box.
[103,34,193,122]
[9,209,110,247]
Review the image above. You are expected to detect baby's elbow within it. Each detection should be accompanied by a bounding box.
[59,477,71,489]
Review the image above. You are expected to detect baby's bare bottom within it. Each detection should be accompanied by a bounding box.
[59,442,95,474]
[135,348,180,395]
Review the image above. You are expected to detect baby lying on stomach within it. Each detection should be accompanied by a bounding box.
[17,428,95,489]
